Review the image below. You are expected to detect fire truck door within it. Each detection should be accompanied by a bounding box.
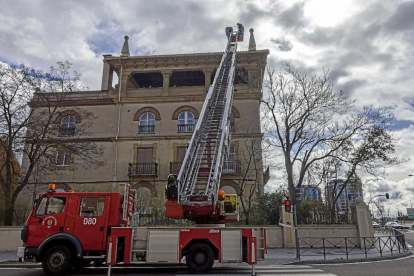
[73,196,109,251]
[27,196,68,247]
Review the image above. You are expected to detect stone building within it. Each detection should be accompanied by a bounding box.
[22,29,269,200]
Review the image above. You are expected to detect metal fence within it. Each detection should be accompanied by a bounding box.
[134,214,194,227]
[129,162,158,176]
[299,230,408,260]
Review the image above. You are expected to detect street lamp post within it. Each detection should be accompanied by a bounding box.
[368,193,390,205]
[368,193,389,225]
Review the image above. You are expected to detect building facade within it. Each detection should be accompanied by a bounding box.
[21,29,269,202]
[328,179,364,213]
[300,185,321,201]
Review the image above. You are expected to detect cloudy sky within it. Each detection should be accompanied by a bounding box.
[1,0,413,214]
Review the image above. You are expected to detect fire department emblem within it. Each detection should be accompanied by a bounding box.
[42,216,57,227]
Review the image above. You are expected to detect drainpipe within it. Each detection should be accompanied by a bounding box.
[112,65,123,191]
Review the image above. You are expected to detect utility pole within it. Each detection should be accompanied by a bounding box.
[292,187,302,260]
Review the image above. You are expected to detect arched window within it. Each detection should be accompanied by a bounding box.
[177,111,194,133]
[139,112,155,134]
[59,116,76,136]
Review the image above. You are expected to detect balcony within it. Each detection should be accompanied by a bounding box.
[177,124,194,133]
[58,127,75,137]
[222,160,241,174]
[138,125,155,134]
[129,163,158,176]
[170,160,241,175]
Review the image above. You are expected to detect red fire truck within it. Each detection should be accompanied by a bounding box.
[19,184,266,275]
[18,24,267,275]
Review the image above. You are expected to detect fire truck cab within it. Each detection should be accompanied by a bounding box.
[20,185,126,274]
[20,185,266,275]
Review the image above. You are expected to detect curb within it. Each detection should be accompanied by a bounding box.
[0,263,41,268]
[286,251,413,265]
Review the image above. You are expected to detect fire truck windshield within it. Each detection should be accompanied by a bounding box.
[35,197,66,216]
[35,197,47,216]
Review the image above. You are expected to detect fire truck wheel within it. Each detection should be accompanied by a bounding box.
[42,245,72,275]
[186,243,214,273]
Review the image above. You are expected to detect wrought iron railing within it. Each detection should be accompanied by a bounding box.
[138,125,155,134]
[222,160,241,174]
[177,124,194,133]
[170,160,241,175]
[298,231,408,260]
[129,163,158,176]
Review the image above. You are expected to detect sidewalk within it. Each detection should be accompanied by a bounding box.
[0,252,18,263]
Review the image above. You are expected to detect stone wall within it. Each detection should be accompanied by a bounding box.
[264,225,359,248]
[0,227,22,252]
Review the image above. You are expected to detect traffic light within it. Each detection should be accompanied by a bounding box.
[385,193,389,199]
[284,199,292,213]
[293,187,302,205]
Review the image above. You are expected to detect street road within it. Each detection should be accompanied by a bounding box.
[1,232,412,276]
[315,255,414,276]
[0,258,413,276]
[0,265,337,276]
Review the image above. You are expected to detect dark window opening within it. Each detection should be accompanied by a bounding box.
[235,68,248,84]
[210,69,217,84]
[210,68,248,85]
[170,71,205,87]
[129,72,163,88]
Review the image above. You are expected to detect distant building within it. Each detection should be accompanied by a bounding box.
[300,185,321,201]
[327,179,364,213]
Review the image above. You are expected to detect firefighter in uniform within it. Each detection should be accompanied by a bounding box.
[165,174,178,200]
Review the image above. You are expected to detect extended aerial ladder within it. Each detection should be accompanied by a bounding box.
[166,24,245,223]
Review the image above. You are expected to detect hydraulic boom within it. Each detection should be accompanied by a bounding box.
[166,24,245,223]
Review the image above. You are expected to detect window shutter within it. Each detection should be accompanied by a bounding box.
[177,147,186,162]
[137,148,153,163]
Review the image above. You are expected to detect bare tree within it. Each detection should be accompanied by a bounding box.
[235,136,266,225]
[373,200,385,223]
[0,61,104,225]
[262,64,403,208]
